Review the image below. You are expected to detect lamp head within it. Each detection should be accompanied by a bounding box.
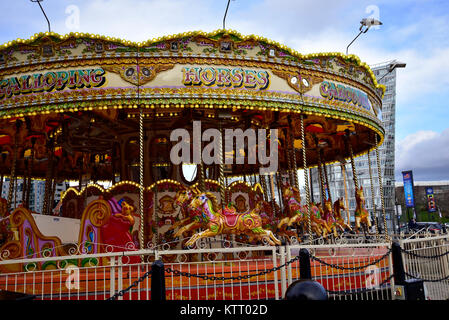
[361,17,383,27]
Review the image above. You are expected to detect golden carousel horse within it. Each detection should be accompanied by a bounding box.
[256,199,297,243]
[184,192,281,247]
[170,188,202,238]
[333,198,352,232]
[321,199,339,238]
[354,186,372,233]
[278,184,331,238]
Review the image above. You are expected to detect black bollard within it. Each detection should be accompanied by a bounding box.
[151,259,166,301]
[391,241,406,284]
[285,280,328,300]
[299,248,312,280]
[391,241,425,300]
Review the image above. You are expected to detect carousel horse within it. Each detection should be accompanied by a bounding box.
[279,184,331,238]
[184,192,281,247]
[258,199,297,243]
[354,187,372,233]
[333,198,352,232]
[277,185,304,236]
[171,188,240,238]
[307,203,331,238]
[321,200,339,238]
[170,188,202,238]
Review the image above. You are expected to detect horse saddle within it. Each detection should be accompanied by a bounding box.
[222,213,240,228]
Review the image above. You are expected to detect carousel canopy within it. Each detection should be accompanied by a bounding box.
[0,30,385,181]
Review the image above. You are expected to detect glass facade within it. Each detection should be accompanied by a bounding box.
[1,179,67,213]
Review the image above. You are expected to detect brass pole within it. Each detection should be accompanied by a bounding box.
[25,138,35,209]
[138,107,145,251]
[374,134,389,242]
[7,122,20,212]
[367,148,380,241]
[317,148,326,204]
[321,151,332,204]
[300,115,312,242]
[288,117,299,190]
[269,173,277,216]
[340,162,351,225]
[218,122,225,209]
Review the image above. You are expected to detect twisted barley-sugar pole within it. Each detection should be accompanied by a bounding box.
[287,117,299,190]
[25,138,36,209]
[260,173,269,202]
[218,122,225,209]
[321,150,332,204]
[316,147,326,204]
[21,159,28,207]
[138,107,145,252]
[374,134,389,242]
[276,172,284,212]
[340,162,351,227]
[367,145,380,242]
[300,115,312,242]
[285,128,295,188]
[269,173,277,216]
[42,137,55,215]
[7,121,21,212]
[346,133,359,191]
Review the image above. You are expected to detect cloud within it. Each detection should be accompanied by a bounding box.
[395,128,449,181]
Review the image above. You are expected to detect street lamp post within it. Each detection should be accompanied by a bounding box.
[378,60,407,82]
[346,18,382,55]
[31,0,51,33]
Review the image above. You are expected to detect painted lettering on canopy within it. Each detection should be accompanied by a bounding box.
[319,81,371,111]
[182,66,269,90]
[0,68,106,100]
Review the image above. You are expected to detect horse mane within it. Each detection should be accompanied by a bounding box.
[333,198,342,209]
[204,192,220,213]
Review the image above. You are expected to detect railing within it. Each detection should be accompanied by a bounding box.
[285,242,393,300]
[1,235,449,300]
[399,234,449,300]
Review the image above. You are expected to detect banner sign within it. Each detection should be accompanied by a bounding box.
[426,187,436,213]
[0,68,106,100]
[402,171,415,208]
[181,66,270,90]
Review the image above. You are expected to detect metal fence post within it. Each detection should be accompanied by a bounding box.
[392,240,425,300]
[391,241,406,284]
[299,248,312,280]
[279,246,287,296]
[151,259,166,301]
[109,256,116,298]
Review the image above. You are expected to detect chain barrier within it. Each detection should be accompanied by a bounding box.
[107,249,395,300]
[109,243,449,299]
[397,246,449,283]
[399,246,449,259]
[405,272,449,283]
[309,248,392,271]
[107,255,301,300]
[107,269,152,301]
[325,274,394,295]
[165,255,300,281]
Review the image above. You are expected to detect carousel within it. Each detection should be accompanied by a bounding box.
[0,29,387,270]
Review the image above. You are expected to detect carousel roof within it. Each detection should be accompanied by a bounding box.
[0,29,386,180]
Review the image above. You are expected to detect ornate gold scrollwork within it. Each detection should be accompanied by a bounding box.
[85,199,111,227]
[272,70,323,94]
[103,63,175,86]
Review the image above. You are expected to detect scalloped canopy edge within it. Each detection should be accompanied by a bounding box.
[0,29,386,96]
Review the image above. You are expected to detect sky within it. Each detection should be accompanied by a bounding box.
[1,0,448,182]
